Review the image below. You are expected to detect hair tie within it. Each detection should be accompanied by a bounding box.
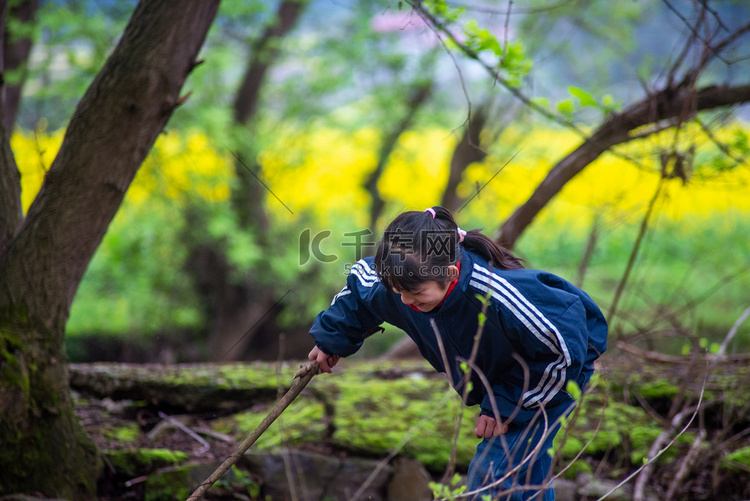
[424,208,436,218]
[457,227,467,243]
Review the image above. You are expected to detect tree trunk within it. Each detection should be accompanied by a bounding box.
[199,0,309,361]
[2,0,39,131]
[232,0,308,234]
[440,106,488,212]
[364,80,432,232]
[0,2,24,251]
[497,83,750,249]
[0,1,220,498]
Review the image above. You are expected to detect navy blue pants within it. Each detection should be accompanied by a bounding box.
[466,405,570,500]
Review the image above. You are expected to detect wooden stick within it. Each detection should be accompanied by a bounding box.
[185,361,321,501]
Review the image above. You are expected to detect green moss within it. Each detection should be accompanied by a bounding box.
[105,448,189,478]
[559,458,593,480]
[210,361,478,471]
[0,348,30,399]
[144,467,191,501]
[144,463,257,501]
[0,327,102,499]
[722,446,750,472]
[637,379,680,399]
[217,394,328,449]
[557,394,662,472]
[155,363,283,390]
[215,465,261,498]
[329,372,476,470]
[628,426,662,465]
[105,423,140,443]
[555,435,584,458]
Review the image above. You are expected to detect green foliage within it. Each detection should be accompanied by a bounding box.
[215,465,261,498]
[429,473,466,500]
[459,21,531,87]
[143,467,191,501]
[22,1,134,128]
[67,198,203,339]
[423,0,464,25]
[636,379,680,400]
[556,394,659,466]
[722,446,750,472]
[566,380,582,401]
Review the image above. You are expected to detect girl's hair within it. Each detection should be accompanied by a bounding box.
[374,206,524,292]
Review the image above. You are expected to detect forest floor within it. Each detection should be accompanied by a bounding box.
[70,350,750,501]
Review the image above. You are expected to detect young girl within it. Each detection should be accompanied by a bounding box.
[308,206,607,500]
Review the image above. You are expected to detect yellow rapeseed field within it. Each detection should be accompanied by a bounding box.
[14,122,749,235]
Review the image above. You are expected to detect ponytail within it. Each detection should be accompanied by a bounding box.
[428,206,524,270]
[461,229,524,270]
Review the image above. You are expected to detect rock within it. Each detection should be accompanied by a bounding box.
[576,473,659,501]
[551,478,578,501]
[144,460,259,501]
[387,457,434,501]
[244,449,391,500]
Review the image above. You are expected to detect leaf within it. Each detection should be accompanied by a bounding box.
[557,99,575,116]
[531,96,550,109]
[569,86,598,108]
[566,380,582,400]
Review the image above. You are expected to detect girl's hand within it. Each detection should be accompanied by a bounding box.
[475,414,508,439]
[308,345,340,374]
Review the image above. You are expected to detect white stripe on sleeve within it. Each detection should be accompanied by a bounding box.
[471,264,571,409]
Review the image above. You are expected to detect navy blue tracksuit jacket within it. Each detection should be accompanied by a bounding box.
[309,249,608,424]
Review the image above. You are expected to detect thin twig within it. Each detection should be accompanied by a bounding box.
[665,427,706,500]
[608,178,665,322]
[440,290,490,482]
[155,412,210,454]
[598,395,704,501]
[631,381,707,501]
[717,306,750,356]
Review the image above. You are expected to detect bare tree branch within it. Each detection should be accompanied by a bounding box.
[407,1,750,248]
[498,82,750,248]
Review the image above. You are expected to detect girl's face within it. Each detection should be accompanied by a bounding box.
[392,281,450,312]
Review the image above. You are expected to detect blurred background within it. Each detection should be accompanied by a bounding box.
[12,0,750,363]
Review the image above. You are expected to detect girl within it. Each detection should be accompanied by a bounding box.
[308,206,607,500]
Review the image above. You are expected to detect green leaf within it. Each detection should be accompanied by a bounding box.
[531,96,549,109]
[569,86,597,108]
[566,380,582,400]
[557,99,575,116]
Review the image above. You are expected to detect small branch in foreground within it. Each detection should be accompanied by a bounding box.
[185,361,321,501]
